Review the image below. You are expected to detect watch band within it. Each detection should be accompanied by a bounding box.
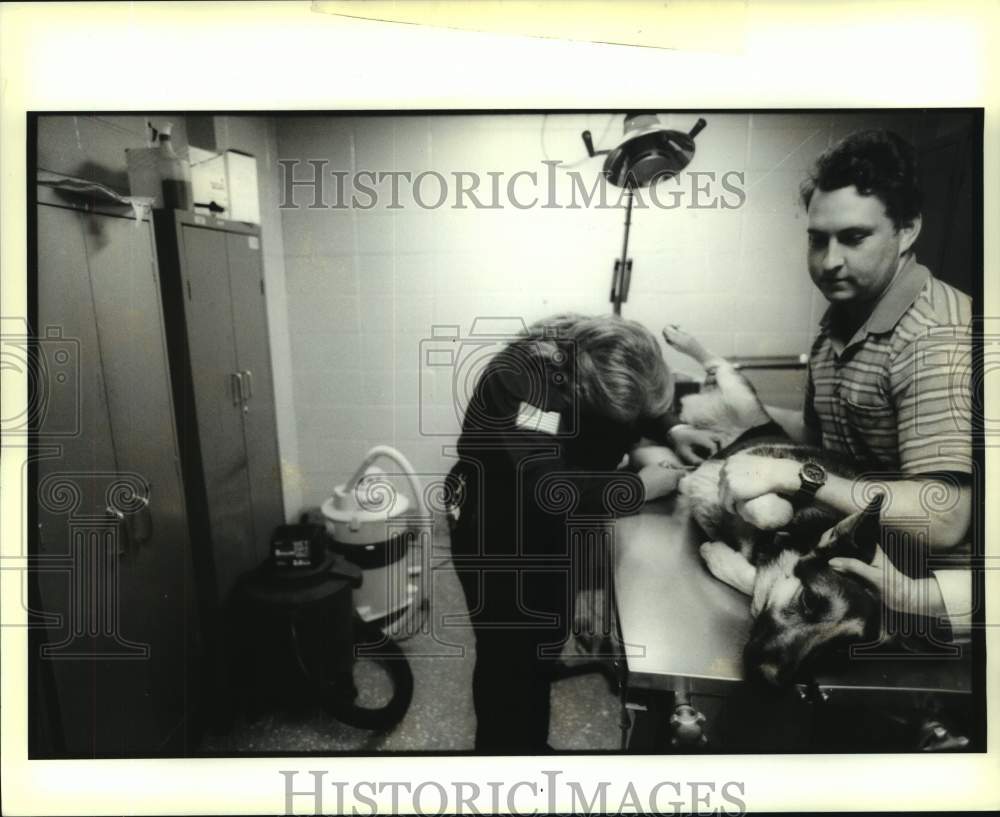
[793,460,826,508]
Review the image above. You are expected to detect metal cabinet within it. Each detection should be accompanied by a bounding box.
[154,211,284,605]
[31,195,201,756]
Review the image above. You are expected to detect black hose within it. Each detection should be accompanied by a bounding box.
[288,611,414,732]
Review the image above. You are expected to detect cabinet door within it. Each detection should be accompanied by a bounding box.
[179,224,256,600]
[35,203,159,755]
[226,231,285,562]
[82,211,201,749]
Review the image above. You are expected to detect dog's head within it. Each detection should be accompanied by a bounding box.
[743,495,884,687]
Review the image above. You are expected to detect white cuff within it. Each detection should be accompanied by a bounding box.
[933,570,972,639]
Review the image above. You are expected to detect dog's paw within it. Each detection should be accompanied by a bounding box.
[699,540,729,566]
[738,494,794,530]
[662,324,701,355]
[699,540,755,594]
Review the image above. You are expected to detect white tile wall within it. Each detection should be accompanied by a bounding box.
[275,112,919,510]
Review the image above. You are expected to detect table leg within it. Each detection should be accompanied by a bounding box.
[669,688,708,748]
[623,691,676,751]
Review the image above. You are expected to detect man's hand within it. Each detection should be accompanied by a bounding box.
[829,545,946,619]
[668,424,724,465]
[718,453,799,512]
[737,494,795,530]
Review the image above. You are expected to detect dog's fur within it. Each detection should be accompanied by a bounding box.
[671,358,887,687]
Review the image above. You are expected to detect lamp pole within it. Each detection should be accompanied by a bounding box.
[611,187,634,316]
[581,116,707,317]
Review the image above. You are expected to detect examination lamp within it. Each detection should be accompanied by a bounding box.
[582,114,707,315]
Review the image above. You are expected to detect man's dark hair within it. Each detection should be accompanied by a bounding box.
[800,129,922,229]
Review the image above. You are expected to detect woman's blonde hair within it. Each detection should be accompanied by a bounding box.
[520,313,674,424]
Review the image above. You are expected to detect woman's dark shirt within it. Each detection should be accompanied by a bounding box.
[449,341,675,561]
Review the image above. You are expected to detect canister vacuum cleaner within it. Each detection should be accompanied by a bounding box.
[226,446,430,733]
[321,445,432,630]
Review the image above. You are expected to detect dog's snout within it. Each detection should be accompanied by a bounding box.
[743,634,788,688]
[743,656,787,688]
[747,662,784,688]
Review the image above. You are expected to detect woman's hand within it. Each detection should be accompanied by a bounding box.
[718,453,799,512]
[629,444,683,471]
[667,424,724,465]
[829,546,947,618]
[638,461,687,502]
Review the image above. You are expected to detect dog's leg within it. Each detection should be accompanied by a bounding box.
[664,325,773,432]
[662,325,727,371]
[699,540,757,596]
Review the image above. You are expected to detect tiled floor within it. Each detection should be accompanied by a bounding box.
[200,529,622,754]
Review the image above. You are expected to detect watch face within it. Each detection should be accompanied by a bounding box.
[802,461,825,485]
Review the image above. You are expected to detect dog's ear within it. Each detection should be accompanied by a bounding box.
[845,493,884,564]
[853,494,884,562]
[815,493,884,563]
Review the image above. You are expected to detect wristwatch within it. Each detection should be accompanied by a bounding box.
[794,460,827,506]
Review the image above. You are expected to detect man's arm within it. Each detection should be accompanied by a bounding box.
[809,470,970,550]
[830,548,971,640]
[829,546,957,626]
[719,455,972,549]
[764,405,820,445]
[726,323,973,548]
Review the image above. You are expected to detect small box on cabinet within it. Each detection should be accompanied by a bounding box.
[190,146,229,216]
[190,148,260,224]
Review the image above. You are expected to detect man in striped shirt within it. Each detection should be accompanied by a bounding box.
[719,130,972,560]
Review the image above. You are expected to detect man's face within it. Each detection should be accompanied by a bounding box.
[806,186,913,305]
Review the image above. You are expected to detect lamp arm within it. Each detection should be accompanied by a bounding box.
[581,130,610,158]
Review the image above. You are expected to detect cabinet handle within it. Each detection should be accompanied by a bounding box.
[106,506,130,556]
[131,495,153,545]
[242,369,254,399]
[231,372,243,406]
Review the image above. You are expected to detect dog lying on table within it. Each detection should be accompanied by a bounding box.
[634,326,889,688]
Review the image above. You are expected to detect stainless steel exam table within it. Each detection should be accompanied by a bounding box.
[612,495,974,751]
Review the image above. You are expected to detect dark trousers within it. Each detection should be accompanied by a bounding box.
[455,566,570,752]
[450,483,572,753]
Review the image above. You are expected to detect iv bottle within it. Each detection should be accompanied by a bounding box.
[157,122,193,210]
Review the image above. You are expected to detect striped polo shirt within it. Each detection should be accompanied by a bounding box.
[804,255,972,475]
